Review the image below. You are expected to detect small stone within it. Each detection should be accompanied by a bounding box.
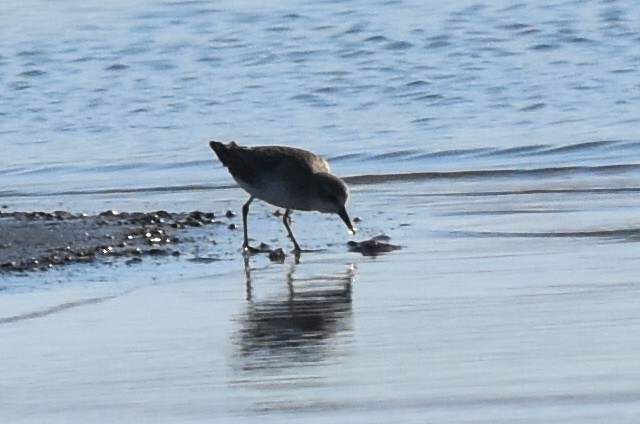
[148,248,167,256]
[228,223,237,230]
[347,237,401,257]
[268,248,286,263]
[126,257,143,266]
[54,210,74,220]
[1,261,17,269]
[185,217,203,227]
[99,209,120,217]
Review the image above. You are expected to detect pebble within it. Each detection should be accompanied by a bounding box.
[268,248,286,263]
[347,236,401,257]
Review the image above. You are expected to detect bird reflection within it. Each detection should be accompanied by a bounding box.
[234,257,355,373]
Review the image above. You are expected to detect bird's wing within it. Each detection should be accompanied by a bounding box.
[260,146,330,173]
[223,144,330,185]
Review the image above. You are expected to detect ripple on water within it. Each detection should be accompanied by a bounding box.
[18,69,46,77]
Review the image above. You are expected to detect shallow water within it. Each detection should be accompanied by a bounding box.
[1,0,640,422]
[2,0,640,206]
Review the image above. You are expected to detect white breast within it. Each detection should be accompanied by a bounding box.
[235,177,312,211]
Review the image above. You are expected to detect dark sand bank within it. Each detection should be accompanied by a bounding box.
[0,210,221,273]
[0,209,401,274]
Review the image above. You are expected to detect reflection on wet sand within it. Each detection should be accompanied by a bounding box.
[232,259,356,376]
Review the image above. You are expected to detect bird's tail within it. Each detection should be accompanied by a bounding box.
[209,141,235,167]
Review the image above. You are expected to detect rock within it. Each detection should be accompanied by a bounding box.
[268,248,286,263]
[347,235,401,257]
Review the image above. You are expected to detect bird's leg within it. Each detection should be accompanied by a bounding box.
[242,196,254,252]
[282,208,302,252]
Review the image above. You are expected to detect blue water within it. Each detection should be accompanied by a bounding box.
[2,1,640,423]
[2,0,639,205]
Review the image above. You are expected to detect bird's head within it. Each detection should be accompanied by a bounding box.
[312,173,356,235]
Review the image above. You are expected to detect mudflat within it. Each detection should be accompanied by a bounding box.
[0,210,219,273]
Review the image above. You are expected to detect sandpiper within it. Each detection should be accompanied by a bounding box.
[209,140,356,253]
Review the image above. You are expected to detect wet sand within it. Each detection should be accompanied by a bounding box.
[0,177,401,274]
[0,210,223,273]
[1,179,639,423]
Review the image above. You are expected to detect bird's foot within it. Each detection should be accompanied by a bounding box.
[243,243,272,255]
[243,245,263,255]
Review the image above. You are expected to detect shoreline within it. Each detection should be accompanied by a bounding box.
[0,208,399,274]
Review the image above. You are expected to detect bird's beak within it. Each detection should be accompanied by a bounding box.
[338,207,356,235]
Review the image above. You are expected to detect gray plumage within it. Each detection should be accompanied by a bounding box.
[209,140,355,252]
